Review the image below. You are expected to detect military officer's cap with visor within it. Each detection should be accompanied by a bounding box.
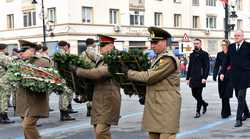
[148,27,172,43]
[97,34,116,47]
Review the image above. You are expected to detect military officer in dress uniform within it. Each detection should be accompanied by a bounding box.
[0,43,15,124]
[16,40,51,139]
[72,35,121,139]
[120,27,181,139]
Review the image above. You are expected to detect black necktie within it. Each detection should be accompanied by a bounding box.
[236,44,240,51]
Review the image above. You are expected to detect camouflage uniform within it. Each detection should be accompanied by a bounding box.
[57,47,76,120]
[79,47,100,116]
[0,51,14,123]
[59,86,73,111]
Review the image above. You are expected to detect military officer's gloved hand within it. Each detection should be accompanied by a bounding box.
[120,63,129,74]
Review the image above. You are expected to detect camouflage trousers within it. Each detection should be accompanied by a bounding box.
[0,75,16,113]
[59,86,73,111]
[0,90,9,113]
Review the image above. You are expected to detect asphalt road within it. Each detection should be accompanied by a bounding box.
[1,77,250,139]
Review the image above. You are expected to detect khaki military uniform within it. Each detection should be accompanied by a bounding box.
[16,56,51,139]
[127,50,181,136]
[76,60,121,139]
[0,52,13,113]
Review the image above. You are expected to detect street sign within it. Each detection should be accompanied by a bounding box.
[182,33,190,42]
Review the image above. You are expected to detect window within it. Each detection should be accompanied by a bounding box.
[192,16,200,28]
[174,14,181,27]
[82,7,93,23]
[206,16,216,29]
[192,0,199,6]
[48,7,56,23]
[237,19,243,30]
[173,0,181,3]
[7,14,14,29]
[154,12,162,26]
[130,11,144,26]
[23,11,36,27]
[237,0,243,10]
[109,9,119,24]
[206,0,216,6]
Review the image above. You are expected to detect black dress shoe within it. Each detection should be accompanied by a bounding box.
[202,103,208,114]
[234,120,242,127]
[242,114,250,121]
[221,114,231,119]
[194,113,201,118]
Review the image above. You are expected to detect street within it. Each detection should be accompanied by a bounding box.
[1,77,250,139]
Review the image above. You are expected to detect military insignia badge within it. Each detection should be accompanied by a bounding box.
[159,59,165,66]
[150,32,155,38]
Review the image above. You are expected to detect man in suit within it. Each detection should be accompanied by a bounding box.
[220,30,250,127]
[186,38,210,118]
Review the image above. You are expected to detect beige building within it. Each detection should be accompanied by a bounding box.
[0,0,250,56]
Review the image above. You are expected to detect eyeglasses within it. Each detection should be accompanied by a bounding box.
[193,43,200,45]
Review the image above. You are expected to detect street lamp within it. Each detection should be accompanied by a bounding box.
[224,2,238,39]
[32,0,47,47]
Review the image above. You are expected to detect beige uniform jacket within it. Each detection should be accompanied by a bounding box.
[16,57,51,118]
[76,61,121,125]
[128,50,181,133]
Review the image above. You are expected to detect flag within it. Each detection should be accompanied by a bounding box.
[219,0,228,7]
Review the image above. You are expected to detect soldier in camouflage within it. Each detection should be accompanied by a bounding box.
[57,41,77,121]
[0,43,15,124]
[77,38,100,117]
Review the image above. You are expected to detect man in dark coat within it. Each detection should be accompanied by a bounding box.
[213,39,233,119]
[220,30,250,127]
[186,38,210,118]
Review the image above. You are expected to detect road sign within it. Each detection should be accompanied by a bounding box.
[182,33,190,42]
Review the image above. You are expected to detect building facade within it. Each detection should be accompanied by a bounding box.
[0,0,250,56]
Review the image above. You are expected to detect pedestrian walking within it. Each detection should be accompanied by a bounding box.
[220,30,250,127]
[213,39,233,119]
[186,38,210,118]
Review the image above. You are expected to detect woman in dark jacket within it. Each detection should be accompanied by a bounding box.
[213,39,233,118]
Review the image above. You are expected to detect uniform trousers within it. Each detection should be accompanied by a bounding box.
[59,86,73,111]
[0,89,8,113]
[191,87,207,113]
[94,124,111,139]
[235,89,249,121]
[21,117,41,139]
[149,132,176,139]
[59,93,69,111]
